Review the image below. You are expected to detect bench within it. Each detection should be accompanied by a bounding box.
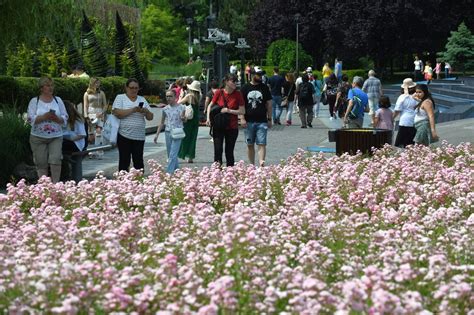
[62,144,113,182]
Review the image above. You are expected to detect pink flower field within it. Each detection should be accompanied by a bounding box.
[0,143,473,314]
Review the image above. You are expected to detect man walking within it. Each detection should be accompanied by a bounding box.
[240,69,272,167]
[362,70,383,126]
[344,76,369,128]
[267,67,285,125]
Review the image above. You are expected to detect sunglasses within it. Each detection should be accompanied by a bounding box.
[165,95,174,98]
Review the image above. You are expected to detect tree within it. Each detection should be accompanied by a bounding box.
[266,39,312,70]
[81,12,110,77]
[141,4,188,63]
[438,22,474,74]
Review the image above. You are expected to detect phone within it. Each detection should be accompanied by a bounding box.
[138,102,144,108]
[49,109,56,114]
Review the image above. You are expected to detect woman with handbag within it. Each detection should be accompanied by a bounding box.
[206,73,245,167]
[154,90,186,173]
[282,72,296,126]
[178,80,201,163]
[112,78,154,172]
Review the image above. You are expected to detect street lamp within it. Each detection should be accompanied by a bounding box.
[236,38,250,83]
[294,13,301,74]
[186,18,194,58]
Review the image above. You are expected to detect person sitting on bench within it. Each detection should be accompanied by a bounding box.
[62,100,87,183]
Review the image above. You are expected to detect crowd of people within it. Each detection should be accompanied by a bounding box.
[26,60,441,183]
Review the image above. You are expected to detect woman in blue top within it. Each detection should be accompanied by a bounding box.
[154,90,187,173]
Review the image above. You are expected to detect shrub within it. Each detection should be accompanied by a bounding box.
[0,106,32,188]
[266,39,312,71]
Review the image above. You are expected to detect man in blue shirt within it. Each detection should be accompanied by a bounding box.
[267,67,285,125]
[344,76,369,128]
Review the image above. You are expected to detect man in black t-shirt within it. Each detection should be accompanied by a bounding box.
[240,69,272,167]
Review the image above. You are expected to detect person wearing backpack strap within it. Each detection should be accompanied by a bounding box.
[296,75,315,128]
[27,77,68,183]
[344,76,369,128]
[206,73,245,167]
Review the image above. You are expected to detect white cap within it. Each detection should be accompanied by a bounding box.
[254,66,264,74]
[306,67,313,72]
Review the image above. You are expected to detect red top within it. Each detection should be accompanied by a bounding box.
[211,89,244,129]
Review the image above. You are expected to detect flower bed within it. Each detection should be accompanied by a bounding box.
[0,144,473,314]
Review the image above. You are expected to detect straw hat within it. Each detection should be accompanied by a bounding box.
[187,80,201,92]
[401,78,416,89]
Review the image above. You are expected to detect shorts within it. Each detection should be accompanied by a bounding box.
[368,97,379,116]
[244,122,268,145]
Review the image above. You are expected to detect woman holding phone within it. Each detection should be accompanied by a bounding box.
[27,77,68,183]
[112,78,154,172]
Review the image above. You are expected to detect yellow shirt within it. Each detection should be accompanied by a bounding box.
[322,66,332,78]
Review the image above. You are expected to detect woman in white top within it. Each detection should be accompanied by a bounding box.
[27,77,68,183]
[112,78,154,171]
[154,90,186,173]
[413,84,439,145]
[83,78,107,147]
[393,78,418,148]
[62,100,87,183]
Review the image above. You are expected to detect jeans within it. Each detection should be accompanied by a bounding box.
[313,95,321,117]
[117,133,145,171]
[271,95,282,123]
[165,131,182,173]
[213,128,239,167]
[244,122,268,145]
[286,101,294,122]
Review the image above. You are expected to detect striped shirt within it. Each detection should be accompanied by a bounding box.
[362,77,382,98]
[112,94,150,141]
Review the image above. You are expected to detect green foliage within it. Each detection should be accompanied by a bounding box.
[266,39,313,71]
[148,61,204,80]
[141,4,187,64]
[438,22,474,73]
[115,13,145,84]
[0,76,131,113]
[81,12,109,77]
[0,107,32,188]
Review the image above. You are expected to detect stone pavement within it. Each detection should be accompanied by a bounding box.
[82,106,473,180]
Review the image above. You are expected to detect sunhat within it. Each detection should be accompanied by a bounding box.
[187,80,201,92]
[401,78,416,89]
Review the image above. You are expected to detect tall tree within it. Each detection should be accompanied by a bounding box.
[141,4,188,63]
[438,22,474,74]
[81,12,109,77]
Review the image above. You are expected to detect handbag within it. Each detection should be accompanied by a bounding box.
[185,104,194,120]
[102,114,120,145]
[321,91,328,105]
[170,127,186,140]
[210,90,230,133]
[281,84,294,108]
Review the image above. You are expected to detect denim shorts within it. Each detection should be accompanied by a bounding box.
[245,122,268,145]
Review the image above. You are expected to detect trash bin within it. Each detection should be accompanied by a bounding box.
[335,128,392,156]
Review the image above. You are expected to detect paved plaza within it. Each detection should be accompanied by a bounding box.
[82,106,474,180]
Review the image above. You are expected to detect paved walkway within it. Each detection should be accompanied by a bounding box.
[82,106,473,180]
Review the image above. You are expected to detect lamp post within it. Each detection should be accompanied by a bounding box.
[186,18,194,58]
[236,38,250,83]
[294,13,301,74]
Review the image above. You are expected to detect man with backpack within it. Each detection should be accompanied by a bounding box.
[344,76,369,128]
[240,69,272,167]
[295,75,315,128]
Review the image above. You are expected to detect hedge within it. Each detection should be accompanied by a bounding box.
[0,76,165,112]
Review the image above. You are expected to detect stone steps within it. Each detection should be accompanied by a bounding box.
[429,87,474,100]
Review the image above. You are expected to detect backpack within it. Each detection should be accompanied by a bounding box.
[348,91,362,120]
[299,82,312,101]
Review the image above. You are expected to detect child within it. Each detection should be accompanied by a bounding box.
[374,96,394,131]
[375,96,394,144]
